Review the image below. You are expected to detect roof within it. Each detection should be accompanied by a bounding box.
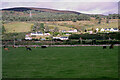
[113,28,118,30]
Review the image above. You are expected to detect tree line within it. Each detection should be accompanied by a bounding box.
[2,10,90,22]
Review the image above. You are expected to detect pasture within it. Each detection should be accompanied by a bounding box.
[4,22,32,33]
[2,46,118,78]
[3,19,118,33]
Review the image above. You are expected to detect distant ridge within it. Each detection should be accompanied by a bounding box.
[2,7,81,14]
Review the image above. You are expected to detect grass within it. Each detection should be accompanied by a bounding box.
[47,24,74,30]
[3,19,118,33]
[4,22,33,33]
[2,46,118,78]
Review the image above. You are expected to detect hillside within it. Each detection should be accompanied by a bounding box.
[2,7,81,14]
[3,19,118,33]
[3,22,32,33]
[2,7,119,33]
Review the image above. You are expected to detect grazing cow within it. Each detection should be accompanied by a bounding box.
[41,45,47,48]
[25,46,32,51]
[3,46,9,51]
[109,44,114,49]
[34,46,37,48]
[13,45,17,48]
[103,46,107,49]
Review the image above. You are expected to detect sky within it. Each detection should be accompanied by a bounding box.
[1,0,119,15]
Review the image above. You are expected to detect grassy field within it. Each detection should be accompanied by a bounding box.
[3,19,118,33]
[2,46,118,78]
[4,22,33,33]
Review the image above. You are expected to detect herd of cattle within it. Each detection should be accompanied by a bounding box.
[3,44,114,51]
[3,45,47,51]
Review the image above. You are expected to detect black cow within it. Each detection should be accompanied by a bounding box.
[25,46,32,51]
[41,45,47,48]
[109,44,114,49]
[103,46,107,49]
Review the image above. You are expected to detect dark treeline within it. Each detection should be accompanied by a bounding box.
[2,10,90,22]
[2,32,120,41]
[69,32,120,40]
[90,14,120,19]
[2,10,119,22]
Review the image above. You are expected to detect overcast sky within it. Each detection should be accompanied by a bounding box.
[1,0,119,15]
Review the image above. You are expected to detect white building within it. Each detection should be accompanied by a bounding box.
[44,33,50,36]
[59,36,69,40]
[105,28,110,32]
[31,32,44,36]
[112,28,119,32]
[96,28,99,32]
[105,28,119,32]
[25,34,32,40]
[66,29,78,33]
[25,37,32,40]
[62,30,66,33]
[88,31,93,34]
[53,36,68,40]
[53,37,60,39]
[100,28,105,32]
[110,28,114,32]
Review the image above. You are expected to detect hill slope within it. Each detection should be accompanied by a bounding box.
[2,7,81,14]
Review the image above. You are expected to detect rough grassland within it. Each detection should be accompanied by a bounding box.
[3,19,118,33]
[4,22,32,33]
[2,46,118,78]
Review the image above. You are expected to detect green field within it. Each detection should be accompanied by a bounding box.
[3,19,118,33]
[4,22,33,33]
[2,46,118,78]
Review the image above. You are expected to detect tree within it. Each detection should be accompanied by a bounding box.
[106,16,109,23]
[40,23,44,32]
[45,26,50,32]
[98,18,102,24]
[85,29,87,32]
[53,27,59,36]
[72,19,77,22]
[54,27,59,32]
[2,25,6,34]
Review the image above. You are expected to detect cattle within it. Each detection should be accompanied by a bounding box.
[109,44,114,49]
[103,46,107,49]
[3,46,9,51]
[34,46,37,48]
[41,45,47,48]
[13,45,18,48]
[25,46,32,51]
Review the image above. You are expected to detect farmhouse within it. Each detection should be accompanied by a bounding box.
[61,29,77,33]
[53,36,68,40]
[31,32,44,36]
[88,31,93,34]
[98,28,119,32]
[25,34,32,40]
[59,36,69,40]
[44,33,50,36]
[66,29,78,33]
[96,28,99,32]
[105,28,119,32]
[111,28,119,32]
[61,30,66,33]
[100,28,105,32]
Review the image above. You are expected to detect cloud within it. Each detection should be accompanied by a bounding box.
[1,0,120,2]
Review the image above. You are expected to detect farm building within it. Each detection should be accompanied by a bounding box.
[100,28,105,32]
[53,36,68,40]
[31,32,44,36]
[25,34,32,40]
[98,28,119,32]
[62,29,77,33]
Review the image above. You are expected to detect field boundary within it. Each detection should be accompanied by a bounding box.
[2,44,120,47]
